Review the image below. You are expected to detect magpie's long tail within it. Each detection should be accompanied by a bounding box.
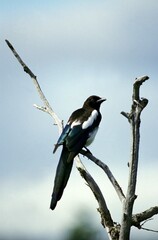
[50,146,74,210]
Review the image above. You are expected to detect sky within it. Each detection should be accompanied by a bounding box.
[1,0,158,239]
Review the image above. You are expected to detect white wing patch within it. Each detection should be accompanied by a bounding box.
[70,120,81,128]
[82,110,98,129]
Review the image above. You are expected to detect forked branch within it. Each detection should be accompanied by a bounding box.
[132,206,158,229]
[119,76,149,240]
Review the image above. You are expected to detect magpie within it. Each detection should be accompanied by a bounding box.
[50,95,106,210]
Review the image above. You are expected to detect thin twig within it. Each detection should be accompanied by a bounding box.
[140,218,153,227]
[141,227,158,233]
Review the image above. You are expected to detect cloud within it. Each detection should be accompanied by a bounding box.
[2,0,158,73]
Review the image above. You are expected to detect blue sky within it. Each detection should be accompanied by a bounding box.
[1,1,158,239]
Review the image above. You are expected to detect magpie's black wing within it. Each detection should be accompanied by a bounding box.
[51,95,104,210]
[53,108,84,151]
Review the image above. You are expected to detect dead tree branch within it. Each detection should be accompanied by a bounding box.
[5,39,63,134]
[132,206,158,229]
[80,150,125,203]
[76,158,119,240]
[119,76,149,240]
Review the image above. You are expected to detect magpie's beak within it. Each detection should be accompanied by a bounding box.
[97,98,106,103]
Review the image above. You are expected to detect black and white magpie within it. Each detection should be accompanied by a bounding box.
[50,95,106,210]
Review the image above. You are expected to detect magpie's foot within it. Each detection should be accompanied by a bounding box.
[84,147,92,155]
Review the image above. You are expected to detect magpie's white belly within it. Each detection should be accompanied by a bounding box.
[85,127,98,146]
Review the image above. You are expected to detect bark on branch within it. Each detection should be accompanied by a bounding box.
[80,150,125,203]
[119,76,149,240]
[76,158,118,240]
[132,206,158,229]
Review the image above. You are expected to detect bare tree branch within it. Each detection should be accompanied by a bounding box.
[5,39,63,134]
[119,76,149,240]
[75,158,118,240]
[133,76,149,102]
[80,150,125,203]
[132,206,158,229]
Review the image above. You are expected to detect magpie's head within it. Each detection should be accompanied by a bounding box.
[83,95,106,110]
